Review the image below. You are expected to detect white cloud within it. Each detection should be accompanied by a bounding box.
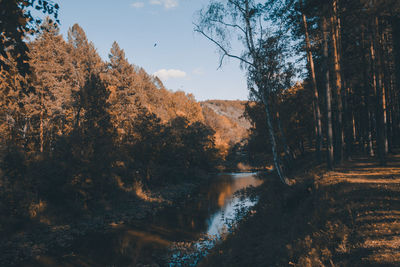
[131,2,145,8]
[149,0,179,9]
[154,69,186,81]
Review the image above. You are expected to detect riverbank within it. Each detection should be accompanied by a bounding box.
[200,154,400,266]
[0,175,208,266]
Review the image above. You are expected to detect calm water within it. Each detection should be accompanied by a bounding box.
[168,172,263,266]
[32,172,263,266]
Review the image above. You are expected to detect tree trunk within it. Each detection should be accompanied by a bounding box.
[242,1,289,185]
[372,17,388,165]
[361,28,375,157]
[392,18,400,145]
[367,109,375,157]
[301,7,322,161]
[40,111,44,153]
[75,106,81,129]
[344,86,353,159]
[330,0,344,163]
[381,26,396,152]
[263,97,289,185]
[40,92,44,153]
[322,16,334,170]
[276,109,292,163]
[337,12,351,160]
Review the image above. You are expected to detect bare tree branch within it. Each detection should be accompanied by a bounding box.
[194,24,254,68]
[208,19,246,34]
[259,15,264,51]
[244,1,257,61]
[228,0,246,14]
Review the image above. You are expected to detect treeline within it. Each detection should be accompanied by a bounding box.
[272,0,400,168]
[196,0,400,183]
[0,19,218,221]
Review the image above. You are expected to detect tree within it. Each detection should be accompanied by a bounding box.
[322,14,334,169]
[27,19,75,152]
[105,41,138,143]
[195,0,294,184]
[67,24,104,129]
[72,73,115,204]
[0,0,59,74]
[300,0,322,161]
[330,0,345,162]
[0,49,28,148]
[371,16,389,165]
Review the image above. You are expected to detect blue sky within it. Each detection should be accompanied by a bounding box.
[56,0,249,101]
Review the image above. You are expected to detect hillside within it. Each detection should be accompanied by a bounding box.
[201,100,251,155]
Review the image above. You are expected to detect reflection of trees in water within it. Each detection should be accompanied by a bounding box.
[49,174,262,266]
[149,176,233,236]
[168,174,263,266]
[152,174,262,238]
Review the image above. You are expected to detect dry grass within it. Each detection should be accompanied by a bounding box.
[200,153,400,266]
[114,176,167,204]
[133,181,166,203]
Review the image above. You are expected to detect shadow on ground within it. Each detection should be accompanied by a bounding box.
[200,154,400,266]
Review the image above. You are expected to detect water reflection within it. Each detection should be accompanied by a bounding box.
[29,172,263,266]
[156,172,262,240]
[206,173,262,237]
[168,172,263,265]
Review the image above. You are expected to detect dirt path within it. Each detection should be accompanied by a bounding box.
[200,154,400,266]
[317,155,400,266]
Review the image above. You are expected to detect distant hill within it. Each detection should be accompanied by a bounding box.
[201,100,251,154]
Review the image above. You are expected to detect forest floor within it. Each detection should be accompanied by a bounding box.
[200,153,400,266]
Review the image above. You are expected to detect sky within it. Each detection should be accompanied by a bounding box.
[56,0,249,101]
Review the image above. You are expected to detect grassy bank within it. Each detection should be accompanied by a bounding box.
[200,154,400,266]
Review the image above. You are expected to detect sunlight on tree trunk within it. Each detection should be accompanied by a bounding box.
[301,4,322,161]
[322,16,334,170]
[331,0,344,163]
[372,17,388,165]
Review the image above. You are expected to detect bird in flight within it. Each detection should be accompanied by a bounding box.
[154,43,157,47]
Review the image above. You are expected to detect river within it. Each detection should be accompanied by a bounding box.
[29,172,263,266]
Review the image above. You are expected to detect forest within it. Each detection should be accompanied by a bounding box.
[195,0,400,266]
[194,0,400,184]
[1,0,400,266]
[0,17,233,222]
[0,2,254,264]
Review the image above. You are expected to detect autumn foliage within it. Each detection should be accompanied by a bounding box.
[0,21,223,223]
